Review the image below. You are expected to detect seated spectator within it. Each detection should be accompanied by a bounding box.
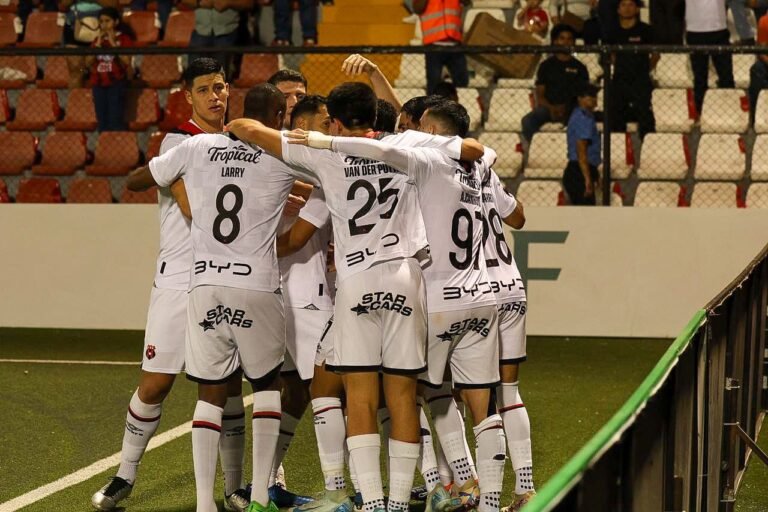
[375,99,398,133]
[749,15,768,124]
[61,0,119,88]
[272,0,318,46]
[432,80,459,102]
[86,7,135,131]
[515,0,550,38]
[610,0,658,138]
[521,24,588,143]
[563,83,601,205]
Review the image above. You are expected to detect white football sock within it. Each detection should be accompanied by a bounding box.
[435,437,453,486]
[388,439,420,512]
[269,412,300,487]
[428,393,473,486]
[345,415,360,494]
[251,391,282,505]
[348,434,385,512]
[473,415,506,512]
[457,404,478,481]
[192,400,223,512]
[116,391,162,485]
[220,395,245,495]
[416,405,441,491]
[497,382,534,494]
[312,397,346,491]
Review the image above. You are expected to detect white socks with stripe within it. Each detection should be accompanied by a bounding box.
[473,415,506,512]
[497,382,535,494]
[388,439,420,512]
[220,396,245,496]
[192,400,223,512]
[312,397,347,491]
[269,412,300,487]
[251,391,282,506]
[348,433,385,512]
[116,391,162,485]
[416,405,441,492]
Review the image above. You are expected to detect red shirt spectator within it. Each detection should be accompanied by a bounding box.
[89,31,133,87]
[516,0,550,37]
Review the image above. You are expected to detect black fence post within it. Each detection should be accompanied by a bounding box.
[600,47,611,206]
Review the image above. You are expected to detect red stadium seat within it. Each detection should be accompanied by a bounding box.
[146,131,166,160]
[55,88,97,131]
[0,89,10,123]
[0,131,37,175]
[158,90,192,131]
[0,0,18,13]
[158,10,194,46]
[32,131,88,176]
[18,12,61,47]
[120,185,158,204]
[0,12,18,47]
[37,56,69,89]
[0,56,36,88]
[126,88,160,130]
[234,54,280,88]
[0,178,8,202]
[227,88,247,122]
[68,178,113,203]
[16,177,62,203]
[86,132,141,176]
[140,54,182,87]
[7,89,60,131]
[123,10,159,46]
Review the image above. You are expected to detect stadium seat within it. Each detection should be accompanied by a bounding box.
[457,87,482,131]
[606,132,634,179]
[745,183,768,208]
[140,55,182,87]
[689,182,739,208]
[479,133,523,178]
[576,52,602,82]
[0,131,36,175]
[32,131,88,176]
[485,89,533,132]
[0,0,18,13]
[0,56,36,88]
[395,87,427,105]
[732,54,754,89]
[158,89,192,131]
[0,178,8,202]
[54,88,97,131]
[234,54,280,88]
[126,88,160,131]
[123,10,159,46]
[7,89,60,131]
[85,132,141,176]
[525,132,568,178]
[652,89,695,132]
[751,135,768,181]
[16,177,62,203]
[18,12,61,47]
[0,89,10,124]
[158,10,195,46]
[653,53,693,88]
[121,185,158,204]
[67,178,113,203]
[146,131,166,161]
[694,134,746,180]
[227,88,247,121]
[636,133,690,180]
[699,89,749,133]
[754,90,768,133]
[0,12,18,47]
[515,180,563,207]
[394,54,426,88]
[37,56,69,88]
[633,181,684,207]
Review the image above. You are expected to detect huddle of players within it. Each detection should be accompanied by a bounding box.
[92,54,536,512]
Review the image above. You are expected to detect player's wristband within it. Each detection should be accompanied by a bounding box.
[306,131,334,150]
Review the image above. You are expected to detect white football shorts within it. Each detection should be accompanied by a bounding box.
[142,286,187,374]
[283,306,333,381]
[498,300,527,364]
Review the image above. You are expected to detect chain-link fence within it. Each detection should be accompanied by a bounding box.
[0,44,766,207]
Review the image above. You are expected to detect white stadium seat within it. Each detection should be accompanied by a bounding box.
[732,54,754,89]
[653,54,693,88]
[652,88,695,133]
[525,132,568,178]
[575,52,602,82]
[750,135,768,181]
[479,132,523,178]
[394,54,426,88]
[694,134,746,180]
[699,89,749,133]
[633,181,683,207]
[457,87,483,131]
[689,182,739,208]
[485,89,533,132]
[636,133,690,180]
[746,183,768,208]
[605,132,635,179]
[754,90,768,134]
[515,180,563,207]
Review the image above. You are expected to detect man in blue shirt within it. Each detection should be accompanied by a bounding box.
[563,82,601,205]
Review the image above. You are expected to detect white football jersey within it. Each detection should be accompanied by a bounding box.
[150,133,304,292]
[481,167,526,303]
[152,120,204,290]
[278,187,333,310]
[281,136,430,283]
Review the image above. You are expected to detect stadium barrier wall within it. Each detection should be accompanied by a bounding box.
[525,242,768,511]
[1,205,767,336]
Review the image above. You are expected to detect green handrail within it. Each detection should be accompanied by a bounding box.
[524,309,708,511]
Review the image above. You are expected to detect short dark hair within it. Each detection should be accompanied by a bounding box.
[267,69,308,88]
[551,23,577,42]
[290,95,327,129]
[374,99,398,133]
[401,96,428,123]
[432,81,459,102]
[423,100,470,137]
[243,83,286,125]
[183,58,226,88]
[326,82,377,129]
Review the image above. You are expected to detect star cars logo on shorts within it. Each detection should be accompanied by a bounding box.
[354,292,413,317]
[200,305,254,330]
[438,318,491,342]
[499,301,527,315]
[145,344,156,360]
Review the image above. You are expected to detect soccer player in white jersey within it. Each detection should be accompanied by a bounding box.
[126,84,315,512]
[227,82,483,512]
[477,164,533,512]
[91,58,249,512]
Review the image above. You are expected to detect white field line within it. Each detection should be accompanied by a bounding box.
[0,394,255,512]
[0,359,138,366]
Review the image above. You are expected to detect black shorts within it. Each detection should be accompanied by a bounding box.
[563,161,600,205]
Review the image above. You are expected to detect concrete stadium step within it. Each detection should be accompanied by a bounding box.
[321,5,409,24]
[318,23,415,46]
[300,54,403,97]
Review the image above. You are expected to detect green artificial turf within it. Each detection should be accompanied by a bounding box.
[735,417,768,512]
[0,329,670,511]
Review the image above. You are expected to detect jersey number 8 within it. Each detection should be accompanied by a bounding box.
[213,184,243,244]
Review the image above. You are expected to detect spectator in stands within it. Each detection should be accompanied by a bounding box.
[267,69,308,128]
[748,15,768,124]
[432,80,459,102]
[685,0,735,115]
[610,0,658,138]
[728,0,768,44]
[563,82,601,205]
[272,0,318,46]
[375,99,398,132]
[515,0,550,38]
[521,24,588,144]
[182,0,254,64]
[129,0,174,31]
[650,0,684,43]
[406,0,469,95]
[86,7,135,132]
[61,0,119,88]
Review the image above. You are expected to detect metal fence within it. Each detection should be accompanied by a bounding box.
[0,44,767,207]
[525,242,768,512]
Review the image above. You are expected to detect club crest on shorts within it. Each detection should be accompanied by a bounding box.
[145,344,156,360]
[201,305,254,330]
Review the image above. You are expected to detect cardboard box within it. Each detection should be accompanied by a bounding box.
[464,12,542,78]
